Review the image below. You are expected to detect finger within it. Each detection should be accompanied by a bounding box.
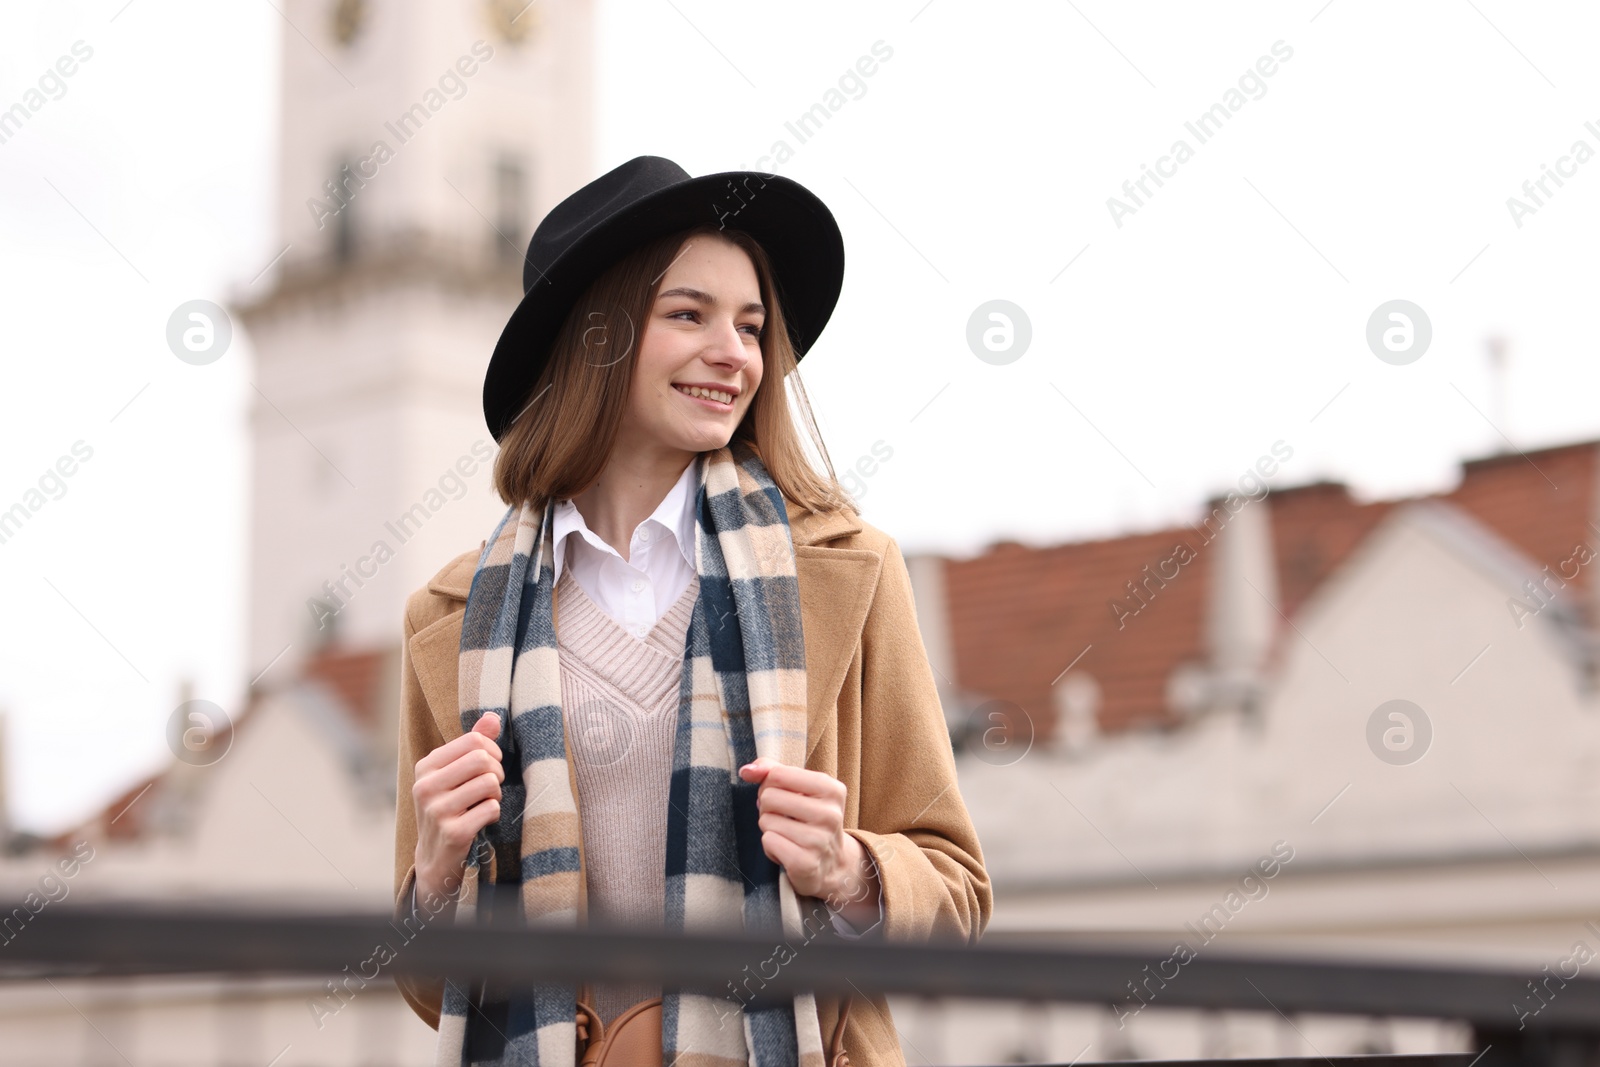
[428,748,502,796]
[754,787,838,827]
[431,772,503,821]
[440,796,502,848]
[472,712,502,740]
[757,811,831,852]
[417,748,505,798]
[760,839,833,903]
[758,825,806,871]
[754,762,845,800]
[416,726,502,777]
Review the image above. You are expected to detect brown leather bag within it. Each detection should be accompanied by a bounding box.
[575,989,854,1067]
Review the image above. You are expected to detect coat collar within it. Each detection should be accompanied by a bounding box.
[425,499,864,600]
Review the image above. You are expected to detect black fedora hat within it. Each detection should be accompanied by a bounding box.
[482,155,846,443]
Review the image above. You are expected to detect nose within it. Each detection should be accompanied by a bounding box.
[703,317,750,371]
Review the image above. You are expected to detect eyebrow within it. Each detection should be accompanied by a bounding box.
[657,286,765,317]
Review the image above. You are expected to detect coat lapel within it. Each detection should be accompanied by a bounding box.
[409,610,471,746]
[405,502,877,761]
[792,544,877,760]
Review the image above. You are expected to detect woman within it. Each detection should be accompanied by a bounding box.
[391,156,990,1067]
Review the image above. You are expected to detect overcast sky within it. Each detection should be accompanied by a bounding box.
[3,0,1598,832]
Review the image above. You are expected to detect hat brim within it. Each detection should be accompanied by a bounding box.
[483,170,845,443]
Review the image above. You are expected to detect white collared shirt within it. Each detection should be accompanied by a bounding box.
[548,456,882,940]
[552,458,700,639]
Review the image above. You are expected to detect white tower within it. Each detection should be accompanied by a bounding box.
[237,0,595,682]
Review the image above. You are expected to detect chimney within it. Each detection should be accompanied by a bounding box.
[1050,671,1101,756]
[1487,334,1510,446]
[1199,491,1279,717]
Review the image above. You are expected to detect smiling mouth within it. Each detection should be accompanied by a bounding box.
[673,383,735,407]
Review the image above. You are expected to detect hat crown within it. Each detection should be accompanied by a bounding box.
[523,155,691,293]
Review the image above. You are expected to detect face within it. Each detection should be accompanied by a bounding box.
[615,234,765,465]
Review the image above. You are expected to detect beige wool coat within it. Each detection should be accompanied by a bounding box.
[392,498,993,1066]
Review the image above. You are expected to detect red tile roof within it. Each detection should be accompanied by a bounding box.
[1268,482,1395,622]
[301,645,391,728]
[944,527,1211,737]
[1443,442,1597,607]
[90,774,164,843]
[942,440,1600,739]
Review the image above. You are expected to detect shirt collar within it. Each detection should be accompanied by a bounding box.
[551,456,700,581]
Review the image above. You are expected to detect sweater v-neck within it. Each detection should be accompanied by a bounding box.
[554,566,699,708]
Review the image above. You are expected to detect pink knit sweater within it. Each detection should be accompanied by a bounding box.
[556,565,699,1026]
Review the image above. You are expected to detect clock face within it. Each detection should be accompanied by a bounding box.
[331,0,365,47]
[485,0,540,44]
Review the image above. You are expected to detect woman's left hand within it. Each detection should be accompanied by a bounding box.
[738,756,881,921]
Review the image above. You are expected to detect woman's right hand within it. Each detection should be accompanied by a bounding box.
[412,712,505,904]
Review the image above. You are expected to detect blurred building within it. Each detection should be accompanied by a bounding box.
[900,440,1600,1064]
[3,0,1598,1063]
[0,0,594,1063]
[0,647,429,1065]
[238,0,593,681]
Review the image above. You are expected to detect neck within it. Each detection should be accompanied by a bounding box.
[571,442,698,562]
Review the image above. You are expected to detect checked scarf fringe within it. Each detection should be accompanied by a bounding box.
[436,441,830,1067]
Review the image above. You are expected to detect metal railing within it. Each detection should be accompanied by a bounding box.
[1,900,1594,1067]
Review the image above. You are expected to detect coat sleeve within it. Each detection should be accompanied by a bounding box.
[845,534,993,944]
[393,592,448,1030]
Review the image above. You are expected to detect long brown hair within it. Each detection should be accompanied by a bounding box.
[491,224,858,516]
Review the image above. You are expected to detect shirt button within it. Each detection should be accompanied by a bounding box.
[631,578,645,593]
[635,624,648,637]
[638,528,652,542]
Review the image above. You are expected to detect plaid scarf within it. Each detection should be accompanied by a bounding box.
[437,440,829,1067]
